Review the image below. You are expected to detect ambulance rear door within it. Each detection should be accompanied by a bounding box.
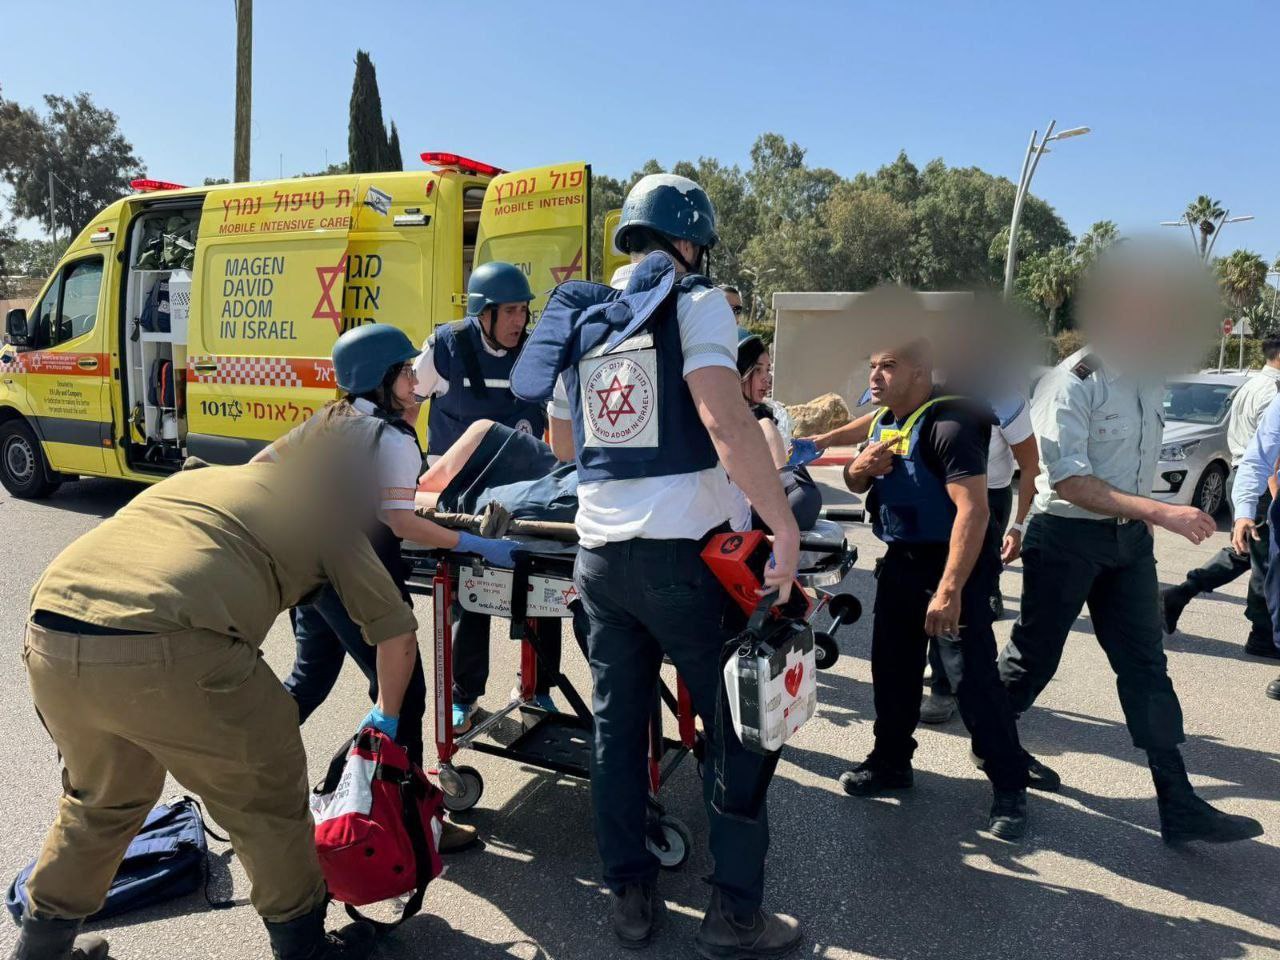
[601,207,629,286]
[473,162,592,320]
[186,177,360,463]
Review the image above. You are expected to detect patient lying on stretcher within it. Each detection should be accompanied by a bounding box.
[416,416,821,533]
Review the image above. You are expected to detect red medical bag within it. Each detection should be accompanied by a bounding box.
[310,728,445,927]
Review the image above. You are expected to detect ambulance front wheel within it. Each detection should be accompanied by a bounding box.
[442,765,484,813]
[648,816,692,870]
[0,419,61,499]
[814,632,841,670]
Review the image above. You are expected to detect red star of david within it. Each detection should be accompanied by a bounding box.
[595,375,637,426]
[561,585,578,604]
[550,247,584,285]
[313,254,348,332]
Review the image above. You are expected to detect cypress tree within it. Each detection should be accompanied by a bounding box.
[348,50,391,173]
[387,121,403,172]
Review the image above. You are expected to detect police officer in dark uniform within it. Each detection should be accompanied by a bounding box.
[998,247,1264,845]
[414,263,563,731]
[838,337,1041,840]
[512,174,804,958]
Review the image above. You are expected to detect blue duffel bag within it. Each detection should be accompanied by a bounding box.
[7,796,232,923]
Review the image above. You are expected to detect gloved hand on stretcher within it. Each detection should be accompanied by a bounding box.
[455,531,523,568]
[360,706,399,739]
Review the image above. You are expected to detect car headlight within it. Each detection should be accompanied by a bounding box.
[1160,439,1202,461]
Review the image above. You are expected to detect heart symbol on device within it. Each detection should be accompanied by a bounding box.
[784,663,803,697]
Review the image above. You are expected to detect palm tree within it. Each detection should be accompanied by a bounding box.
[1216,249,1270,315]
[1074,220,1121,267]
[1185,195,1225,259]
[1024,245,1077,334]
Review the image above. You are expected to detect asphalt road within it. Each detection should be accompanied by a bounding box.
[1,474,1278,960]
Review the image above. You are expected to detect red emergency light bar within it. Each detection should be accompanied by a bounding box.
[419,152,505,177]
[130,178,187,192]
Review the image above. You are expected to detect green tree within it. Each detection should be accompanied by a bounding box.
[1216,249,1270,319]
[0,88,143,238]
[387,122,403,172]
[587,173,626,282]
[2,237,68,277]
[0,217,14,297]
[1074,220,1121,267]
[1022,245,1077,334]
[348,50,394,173]
[823,184,915,288]
[1185,195,1225,259]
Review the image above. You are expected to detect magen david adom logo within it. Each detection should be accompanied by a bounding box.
[584,355,655,445]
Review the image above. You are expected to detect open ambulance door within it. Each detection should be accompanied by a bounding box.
[601,207,629,287]
[474,162,591,321]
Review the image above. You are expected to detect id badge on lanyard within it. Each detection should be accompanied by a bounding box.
[877,427,911,456]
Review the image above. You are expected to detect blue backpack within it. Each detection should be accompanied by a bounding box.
[7,796,231,923]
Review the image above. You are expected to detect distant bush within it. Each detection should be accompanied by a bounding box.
[1204,336,1264,371]
[1052,330,1085,362]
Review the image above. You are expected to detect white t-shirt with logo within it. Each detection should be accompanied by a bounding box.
[549,266,738,547]
[986,402,1034,490]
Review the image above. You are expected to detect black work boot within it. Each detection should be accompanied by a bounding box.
[1148,748,1264,845]
[695,888,801,960]
[264,903,376,960]
[1160,585,1194,635]
[1267,676,1280,700]
[970,749,1061,793]
[611,882,664,949]
[988,788,1028,841]
[10,915,107,960]
[838,758,913,797]
[1244,633,1280,659]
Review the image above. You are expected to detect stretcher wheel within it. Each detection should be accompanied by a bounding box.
[441,765,484,813]
[827,593,861,626]
[647,816,692,870]
[814,632,840,670]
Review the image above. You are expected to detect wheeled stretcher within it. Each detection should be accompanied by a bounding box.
[401,513,859,870]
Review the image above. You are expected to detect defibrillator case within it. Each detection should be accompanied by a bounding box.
[721,596,818,755]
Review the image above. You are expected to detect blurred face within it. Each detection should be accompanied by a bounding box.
[742,351,773,404]
[868,350,929,410]
[488,302,530,350]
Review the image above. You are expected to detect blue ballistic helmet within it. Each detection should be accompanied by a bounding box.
[332,324,419,395]
[466,261,535,317]
[616,174,719,253]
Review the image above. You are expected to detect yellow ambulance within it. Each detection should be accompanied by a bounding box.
[0,154,592,497]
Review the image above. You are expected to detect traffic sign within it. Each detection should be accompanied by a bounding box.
[1223,318,1234,336]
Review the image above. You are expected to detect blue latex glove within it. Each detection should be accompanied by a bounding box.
[455,531,522,568]
[787,437,821,468]
[360,706,398,739]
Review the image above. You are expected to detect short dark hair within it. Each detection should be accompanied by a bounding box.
[1264,337,1280,362]
[719,284,740,297]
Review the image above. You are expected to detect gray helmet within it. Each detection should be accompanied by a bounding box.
[616,174,718,253]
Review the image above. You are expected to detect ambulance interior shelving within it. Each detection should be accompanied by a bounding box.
[121,203,202,472]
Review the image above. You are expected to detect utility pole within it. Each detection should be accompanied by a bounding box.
[234,0,253,182]
[47,171,55,243]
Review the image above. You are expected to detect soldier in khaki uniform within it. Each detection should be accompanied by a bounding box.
[15,454,418,960]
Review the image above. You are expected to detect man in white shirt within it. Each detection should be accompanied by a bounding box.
[1161,338,1280,659]
[514,174,802,958]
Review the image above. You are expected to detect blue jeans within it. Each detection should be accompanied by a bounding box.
[284,585,427,766]
[574,530,778,913]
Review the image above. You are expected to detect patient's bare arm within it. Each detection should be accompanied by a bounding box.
[418,419,496,493]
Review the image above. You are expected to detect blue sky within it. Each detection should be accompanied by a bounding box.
[3,0,1278,268]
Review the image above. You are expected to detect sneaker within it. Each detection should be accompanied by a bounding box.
[839,759,913,797]
[988,789,1028,841]
[531,692,558,713]
[452,702,476,734]
[922,661,934,685]
[695,888,801,960]
[612,882,664,949]
[1244,634,1280,659]
[919,692,957,724]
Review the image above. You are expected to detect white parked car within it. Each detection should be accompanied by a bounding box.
[1152,373,1248,516]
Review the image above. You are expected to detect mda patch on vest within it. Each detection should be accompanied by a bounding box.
[578,335,660,448]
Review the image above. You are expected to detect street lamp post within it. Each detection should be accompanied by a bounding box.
[1160,211,1255,262]
[1003,121,1091,297]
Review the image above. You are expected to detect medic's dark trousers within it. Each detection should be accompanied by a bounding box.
[1180,480,1270,641]
[998,514,1186,750]
[1263,494,1280,652]
[23,621,326,924]
[574,530,778,913]
[870,541,1028,790]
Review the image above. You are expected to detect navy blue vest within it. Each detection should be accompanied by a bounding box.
[868,394,962,545]
[510,252,719,484]
[426,317,548,456]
